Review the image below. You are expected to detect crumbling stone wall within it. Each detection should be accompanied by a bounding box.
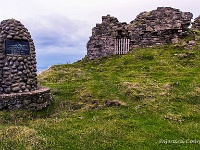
[87,15,129,60]
[0,19,37,94]
[192,15,200,30]
[87,7,193,60]
[128,7,193,47]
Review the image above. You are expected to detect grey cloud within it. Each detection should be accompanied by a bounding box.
[24,14,91,53]
[21,14,90,69]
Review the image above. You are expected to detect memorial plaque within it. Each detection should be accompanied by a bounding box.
[5,40,30,55]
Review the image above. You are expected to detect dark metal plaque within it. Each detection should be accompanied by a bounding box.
[5,40,30,55]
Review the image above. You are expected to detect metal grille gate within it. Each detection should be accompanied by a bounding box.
[114,38,130,55]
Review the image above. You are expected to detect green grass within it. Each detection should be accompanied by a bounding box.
[0,36,200,149]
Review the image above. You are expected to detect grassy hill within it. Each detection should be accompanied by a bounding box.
[0,31,200,149]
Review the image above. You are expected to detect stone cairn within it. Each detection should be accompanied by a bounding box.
[0,19,37,94]
[192,15,200,30]
[87,7,193,60]
[0,19,52,110]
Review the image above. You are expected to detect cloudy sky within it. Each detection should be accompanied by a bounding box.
[0,0,199,71]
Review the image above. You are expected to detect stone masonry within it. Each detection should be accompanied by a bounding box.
[128,7,192,47]
[192,15,200,30]
[0,87,52,110]
[0,19,52,110]
[87,15,129,60]
[0,19,37,94]
[87,7,193,60]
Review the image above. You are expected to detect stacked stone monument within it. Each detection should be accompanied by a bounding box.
[87,7,193,60]
[0,19,52,110]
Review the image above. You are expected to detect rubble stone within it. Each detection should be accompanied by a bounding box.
[87,7,193,60]
[192,15,200,30]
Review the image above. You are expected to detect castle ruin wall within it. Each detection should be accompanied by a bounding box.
[87,7,193,60]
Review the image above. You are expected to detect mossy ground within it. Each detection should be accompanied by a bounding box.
[0,35,200,149]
